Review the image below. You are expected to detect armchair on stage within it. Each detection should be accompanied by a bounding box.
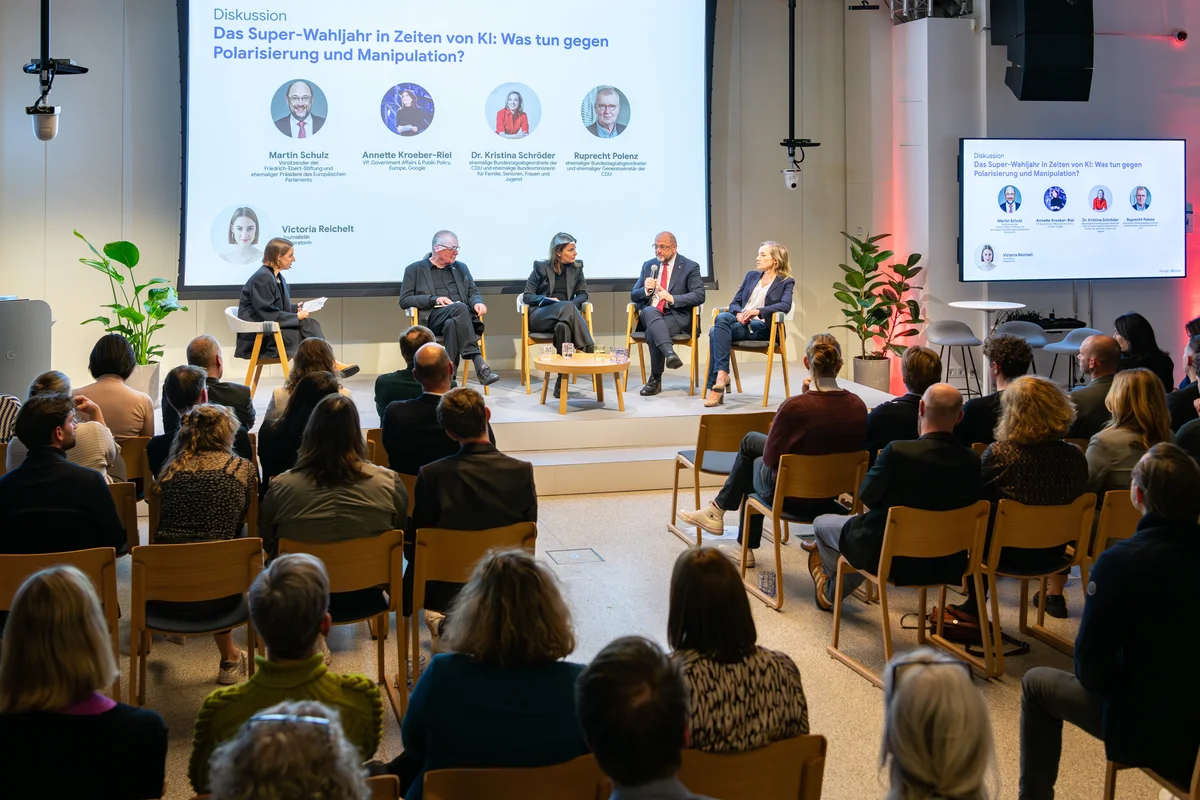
[518,297,595,394]
[624,304,702,396]
[407,307,491,396]
[708,303,794,407]
[224,306,289,399]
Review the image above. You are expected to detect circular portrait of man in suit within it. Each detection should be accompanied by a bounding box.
[581,85,631,139]
[271,79,328,139]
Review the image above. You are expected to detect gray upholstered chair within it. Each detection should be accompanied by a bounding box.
[926,319,982,398]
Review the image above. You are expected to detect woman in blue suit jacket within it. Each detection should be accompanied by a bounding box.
[704,242,795,407]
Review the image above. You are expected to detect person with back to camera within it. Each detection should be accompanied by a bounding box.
[394,88,429,136]
[147,365,253,477]
[263,337,351,422]
[495,90,530,139]
[1132,185,1150,211]
[864,346,942,457]
[882,648,997,800]
[701,242,795,407]
[74,333,154,447]
[1066,334,1121,440]
[374,325,456,417]
[667,547,808,752]
[236,237,359,376]
[1000,185,1020,213]
[220,207,262,266]
[630,231,706,396]
[274,80,324,138]
[523,232,595,399]
[0,566,168,799]
[163,335,256,434]
[1092,188,1108,211]
[4,370,119,479]
[586,86,626,138]
[1113,311,1174,393]
[954,334,1034,447]
[257,371,342,498]
[1166,334,1200,431]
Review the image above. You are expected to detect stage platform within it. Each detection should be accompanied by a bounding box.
[249,363,896,496]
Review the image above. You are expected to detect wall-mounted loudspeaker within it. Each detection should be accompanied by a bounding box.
[990,0,1094,102]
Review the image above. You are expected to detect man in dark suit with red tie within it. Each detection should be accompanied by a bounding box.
[630,231,706,396]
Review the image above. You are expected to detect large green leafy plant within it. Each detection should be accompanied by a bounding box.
[76,230,187,365]
[831,231,924,359]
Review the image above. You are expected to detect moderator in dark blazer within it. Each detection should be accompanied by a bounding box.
[1068,374,1114,439]
[0,447,128,556]
[399,256,484,315]
[630,254,706,327]
[839,432,983,585]
[727,270,794,319]
[274,114,326,136]
[236,265,300,360]
[865,393,921,458]
[381,393,495,478]
[1166,381,1199,432]
[522,260,589,308]
[161,377,255,434]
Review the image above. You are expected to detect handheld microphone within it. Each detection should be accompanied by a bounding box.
[649,262,660,299]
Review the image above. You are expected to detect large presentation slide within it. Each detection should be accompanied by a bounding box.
[960,138,1186,283]
[178,0,712,293]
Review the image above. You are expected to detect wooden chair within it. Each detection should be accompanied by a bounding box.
[129,538,265,705]
[247,431,259,476]
[668,411,775,546]
[109,481,140,553]
[407,306,489,395]
[711,303,795,407]
[398,473,417,518]
[118,435,151,489]
[1077,489,1140,590]
[365,438,377,464]
[1104,752,1199,800]
[970,442,988,456]
[741,451,869,610]
[625,303,702,395]
[827,501,993,687]
[678,734,828,800]
[980,495,1096,674]
[225,306,290,398]
[0,547,121,698]
[365,427,389,468]
[404,523,537,693]
[191,774,401,800]
[424,754,609,800]
[517,296,595,394]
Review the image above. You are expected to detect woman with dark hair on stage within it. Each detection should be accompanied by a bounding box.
[522,232,595,398]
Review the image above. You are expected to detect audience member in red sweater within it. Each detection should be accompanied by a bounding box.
[677,336,867,567]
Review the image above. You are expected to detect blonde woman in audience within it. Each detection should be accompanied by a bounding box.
[153,403,258,685]
[0,566,167,799]
[392,548,588,800]
[881,648,996,800]
[208,700,369,800]
[4,370,120,480]
[1084,367,1173,496]
[73,333,154,441]
[263,337,350,422]
[668,547,808,751]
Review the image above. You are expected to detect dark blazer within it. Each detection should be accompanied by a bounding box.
[146,427,253,478]
[382,394,494,478]
[399,257,484,313]
[236,266,299,360]
[161,377,255,433]
[840,433,983,584]
[0,447,128,556]
[727,270,794,319]
[522,260,589,309]
[630,255,705,327]
[1000,200,1020,212]
[1068,374,1114,439]
[586,121,626,137]
[955,391,1002,446]
[274,114,325,136]
[865,393,921,458]
[1166,382,1199,432]
[1119,351,1175,394]
[255,417,303,499]
[1075,514,1200,786]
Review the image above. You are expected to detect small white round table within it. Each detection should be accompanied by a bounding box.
[947,301,1027,393]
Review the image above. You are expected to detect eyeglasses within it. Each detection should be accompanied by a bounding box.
[288,95,313,104]
[653,243,676,250]
[595,104,619,112]
[249,713,330,726]
[435,244,460,253]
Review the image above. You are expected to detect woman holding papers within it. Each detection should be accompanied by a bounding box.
[235,237,358,376]
[522,232,595,398]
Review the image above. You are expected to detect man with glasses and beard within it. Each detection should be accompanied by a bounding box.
[274,79,325,138]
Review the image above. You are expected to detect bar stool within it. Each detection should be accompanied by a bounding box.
[1044,327,1103,388]
[927,320,982,398]
[994,321,1049,374]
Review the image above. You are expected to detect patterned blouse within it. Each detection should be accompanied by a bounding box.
[157,452,257,543]
[981,440,1088,506]
[676,646,809,753]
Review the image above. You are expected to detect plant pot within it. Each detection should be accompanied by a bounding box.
[127,363,162,409]
[853,356,891,392]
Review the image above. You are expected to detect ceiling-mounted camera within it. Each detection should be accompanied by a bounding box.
[22,0,88,142]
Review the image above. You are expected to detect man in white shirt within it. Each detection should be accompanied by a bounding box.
[274,80,325,138]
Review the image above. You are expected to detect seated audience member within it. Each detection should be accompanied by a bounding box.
[381,343,492,476]
[148,365,252,475]
[1067,334,1120,439]
[1174,416,1200,464]
[668,547,808,750]
[1166,334,1200,431]
[406,388,536,634]
[804,384,982,610]
[163,335,255,432]
[958,377,1088,621]
[190,555,382,794]
[5,371,119,480]
[677,336,867,568]
[395,549,587,800]
[577,636,718,800]
[1020,444,1200,798]
[1114,311,1174,393]
[882,648,996,800]
[257,371,341,497]
[73,333,154,441]
[0,566,168,799]
[1084,368,1173,498]
[955,334,1033,446]
[374,325,456,417]
[263,337,351,422]
[0,394,20,442]
[0,394,126,555]
[207,700,371,800]
[865,346,941,457]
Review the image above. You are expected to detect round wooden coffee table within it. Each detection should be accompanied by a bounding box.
[534,352,627,415]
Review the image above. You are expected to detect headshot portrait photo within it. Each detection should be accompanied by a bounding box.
[1089,185,1113,212]
[975,243,997,272]
[211,204,269,266]
[581,85,630,139]
[484,83,541,139]
[381,83,434,137]
[1130,185,1152,211]
[1044,186,1067,212]
[998,185,1021,213]
[271,79,327,138]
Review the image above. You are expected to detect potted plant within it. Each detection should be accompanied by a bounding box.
[76,230,187,407]
[830,231,924,391]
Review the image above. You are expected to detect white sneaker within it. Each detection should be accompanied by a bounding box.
[717,544,754,569]
[217,650,247,685]
[677,505,726,534]
[425,610,446,654]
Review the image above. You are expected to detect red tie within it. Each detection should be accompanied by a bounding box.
[656,261,670,313]
[298,120,307,139]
